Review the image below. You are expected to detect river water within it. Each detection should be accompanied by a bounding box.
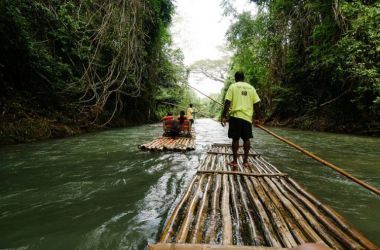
[0,119,379,249]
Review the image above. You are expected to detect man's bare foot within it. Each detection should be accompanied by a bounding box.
[227,161,238,171]
[227,161,238,167]
[243,162,252,168]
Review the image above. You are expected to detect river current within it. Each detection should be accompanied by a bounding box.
[1,119,379,249]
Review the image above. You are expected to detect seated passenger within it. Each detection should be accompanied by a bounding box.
[178,111,191,136]
[163,112,179,137]
[162,112,173,122]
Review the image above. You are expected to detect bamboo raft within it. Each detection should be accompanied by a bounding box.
[139,136,195,151]
[150,144,377,250]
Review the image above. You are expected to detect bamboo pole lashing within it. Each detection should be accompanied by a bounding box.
[196,170,288,177]
[207,151,260,157]
[148,243,288,250]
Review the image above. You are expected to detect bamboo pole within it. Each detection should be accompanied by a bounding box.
[206,173,222,243]
[258,176,308,245]
[197,170,287,177]
[244,149,346,248]
[191,175,211,243]
[234,161,282,247]
[160,177,198,243]
[286,178,378,250]
[238,162,297,248]
[207,151,260,156]
[149,243,288,250]
[222,173,233,244]
[271,178,344,249]
[176,175,206,243]
[279,178,362,249]
[256,124,380,197]
[229,173,243,244]
[236,173,264,246]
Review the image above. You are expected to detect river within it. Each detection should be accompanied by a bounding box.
[0,119,379,249]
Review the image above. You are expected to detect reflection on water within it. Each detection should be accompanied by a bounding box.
[0,119,379,249]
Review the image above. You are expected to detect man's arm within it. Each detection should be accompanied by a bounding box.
[221,100,231,127]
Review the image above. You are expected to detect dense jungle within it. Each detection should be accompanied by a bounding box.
[0,0,379,144]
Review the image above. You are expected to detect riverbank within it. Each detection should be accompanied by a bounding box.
[0,98,151,145]
[2,98,379,146]
[266,116,380,136]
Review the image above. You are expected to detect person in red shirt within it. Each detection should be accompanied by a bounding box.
[162,112,174,122]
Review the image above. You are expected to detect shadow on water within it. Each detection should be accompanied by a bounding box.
[0,119,379,249]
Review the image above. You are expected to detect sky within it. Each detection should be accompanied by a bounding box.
[170,0,257,98]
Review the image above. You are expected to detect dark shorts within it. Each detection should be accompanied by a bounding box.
[228,117,253,140]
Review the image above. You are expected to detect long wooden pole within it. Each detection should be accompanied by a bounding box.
[256,124,380,197]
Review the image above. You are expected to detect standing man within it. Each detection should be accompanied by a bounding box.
[187,103,195,125]
[221,71,261,167]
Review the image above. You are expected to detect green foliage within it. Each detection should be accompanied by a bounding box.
[224,0,380,133]
[0,0,191,128]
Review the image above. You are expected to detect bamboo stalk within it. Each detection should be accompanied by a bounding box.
[236,174,264,246]
[222,173,233,245]
[191,175,212,243]
[280,178,362,249]
[246,152,345,248]
[286,178,378,249]
[199,155,212,171]
[197,170,287,177]
[176,175,206,243]
[271,178,344,249]
[160,176,198,243]
[149,243,287,250]
[229,174,243,244]
[243,168,297,247]
[207,173,222,243]
[235,162,282,247]
[258,177,309,245]
[207,151,260,156]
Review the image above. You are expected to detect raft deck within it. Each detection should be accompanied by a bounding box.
[139,136,195,151]
[151,144,377,250]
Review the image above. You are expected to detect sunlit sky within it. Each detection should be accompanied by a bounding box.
[171,0,257,98]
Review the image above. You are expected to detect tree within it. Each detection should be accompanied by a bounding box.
[189,56,230,83]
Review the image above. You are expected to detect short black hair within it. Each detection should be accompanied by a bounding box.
[189,103,193,108]
[180,110,185,116]
[235,71,245,82]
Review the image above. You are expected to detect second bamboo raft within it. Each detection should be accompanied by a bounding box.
[139,136,195,151]
[152,143,377,250]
